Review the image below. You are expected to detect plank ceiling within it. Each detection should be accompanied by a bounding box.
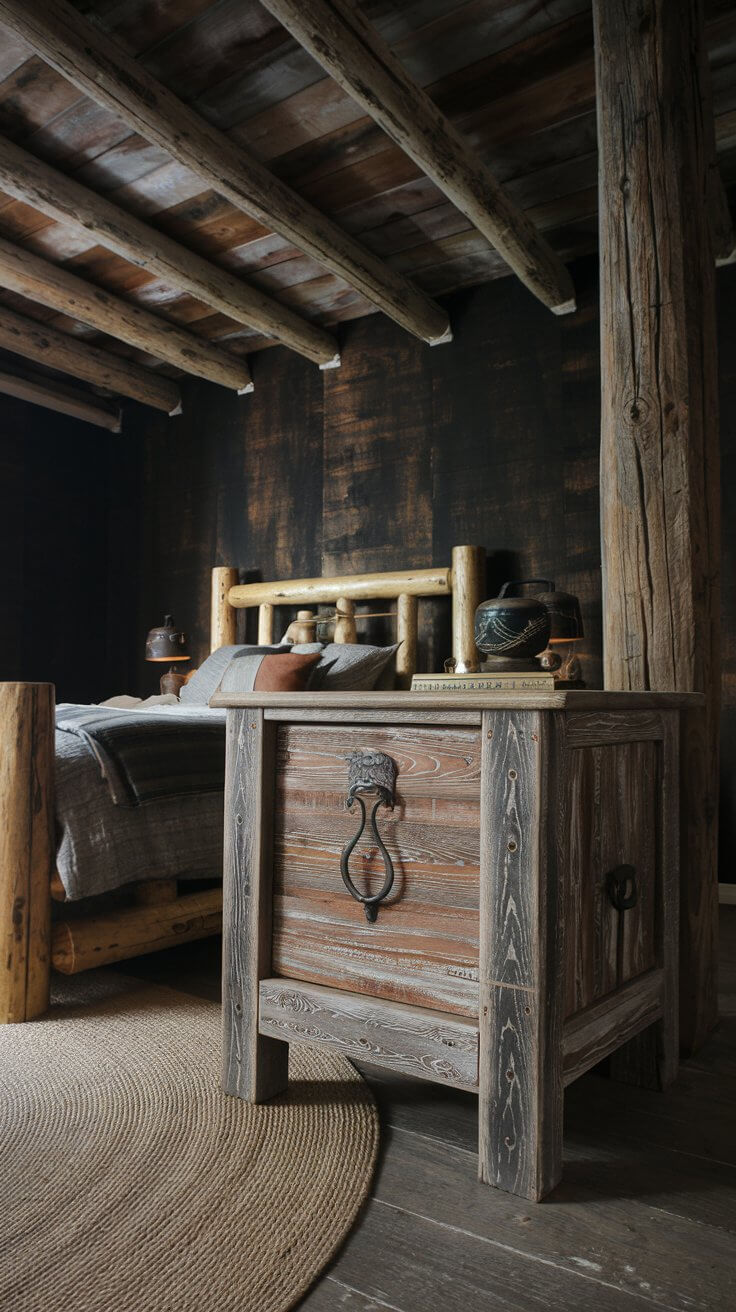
[0,0,733,393]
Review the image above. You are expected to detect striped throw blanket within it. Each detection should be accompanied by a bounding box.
[56,704,226,807]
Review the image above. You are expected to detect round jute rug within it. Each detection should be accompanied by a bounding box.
[0,979,379,1312]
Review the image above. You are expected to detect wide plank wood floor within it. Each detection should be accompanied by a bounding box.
[122,908,736,1312]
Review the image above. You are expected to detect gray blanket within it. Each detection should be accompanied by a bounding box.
[56,704,226,806]
[55,703,226,901]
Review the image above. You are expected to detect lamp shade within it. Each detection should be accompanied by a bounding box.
[536,585,584,643]
[145,614,189,662]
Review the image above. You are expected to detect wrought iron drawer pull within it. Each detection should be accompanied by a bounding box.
[340,750,397,923]
[606,864,638,911]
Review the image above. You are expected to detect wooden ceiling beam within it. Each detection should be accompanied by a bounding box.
[0,234,253,393]
[0,0,451,347]
[0,363,121,431]
[0,137,338,370]
[0,303,181,413]
[259,0,576,316]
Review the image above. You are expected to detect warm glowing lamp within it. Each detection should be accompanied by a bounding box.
[145,614,190,693]
[536,585,585,685]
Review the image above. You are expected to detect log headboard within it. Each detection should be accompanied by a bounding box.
[210,545,485,686]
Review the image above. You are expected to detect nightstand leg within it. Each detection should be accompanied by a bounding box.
[478,710,565,1201]
[222,708,289,1102]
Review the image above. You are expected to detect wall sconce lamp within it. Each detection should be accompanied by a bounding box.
[145,614,190,694]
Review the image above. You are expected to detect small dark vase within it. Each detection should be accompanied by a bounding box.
[474,580,552,659]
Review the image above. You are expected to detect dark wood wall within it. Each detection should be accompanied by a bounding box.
[0,395,122,704]
[2,254,733,874]
[130,256,603,691]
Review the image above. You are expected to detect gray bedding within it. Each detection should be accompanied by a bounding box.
[55,703,226,901]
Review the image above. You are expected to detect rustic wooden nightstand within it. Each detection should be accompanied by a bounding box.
[212,689,700,1201]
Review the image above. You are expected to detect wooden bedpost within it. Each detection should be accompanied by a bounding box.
[396,593,418,688]
[211,566,238,652]
[0,683,54,1023]
[594,0,721,1052]
[451,545,484,673]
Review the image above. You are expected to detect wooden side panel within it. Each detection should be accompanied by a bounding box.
[564,740,660,1016]
[221,708,288,1101]
[272,722,481,1016]
[478,709,565,1201]
[259,977,479,1091]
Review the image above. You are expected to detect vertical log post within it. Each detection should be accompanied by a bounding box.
[396,593,418,688]
[594,0,721,1052]
[210,566,238,652]
[334,598,357,645]
[451,545,485,673]
[0,683,54,1024]
[257,603,275,645]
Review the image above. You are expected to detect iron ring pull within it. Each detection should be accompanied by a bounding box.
[340,750,397,923]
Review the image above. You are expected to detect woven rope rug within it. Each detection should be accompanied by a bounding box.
[0,976,379,1312]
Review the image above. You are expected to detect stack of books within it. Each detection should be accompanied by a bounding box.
[411,670,555,693]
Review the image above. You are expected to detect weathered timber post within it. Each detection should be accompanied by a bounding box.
[594,0,721,1052]
[0,683,54,1023]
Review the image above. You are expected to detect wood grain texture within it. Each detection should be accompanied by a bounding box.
[0,301,181,412]
[478,708,565,1200]
[210,566,238,652]
[0,233,254,390]
[0,682,53,1023]
[609,711,680,1089]
[0,0,451,346]
[272,722,481,1016]
[222,707,288,1100]
[562,969,664,1086]
[565,710,664,747]
[51,887,222,974]
[259,977,479,1090]
[0,364,121,431]
[260,0,575,314]
[563,740,659,1015]
[594,0,721,1053]
[0,133,339,367]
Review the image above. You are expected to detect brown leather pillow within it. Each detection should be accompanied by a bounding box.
[253,651,322,691]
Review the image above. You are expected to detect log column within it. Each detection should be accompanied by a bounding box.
[594,0,721,1051]
[0,683,54,1023]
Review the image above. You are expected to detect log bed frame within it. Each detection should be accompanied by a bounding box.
[0,545,484,1023]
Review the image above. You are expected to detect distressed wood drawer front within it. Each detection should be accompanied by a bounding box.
[272,722,481,1016]
[564,739,660,1016]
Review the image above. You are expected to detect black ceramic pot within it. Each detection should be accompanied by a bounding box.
[474,580,552,659]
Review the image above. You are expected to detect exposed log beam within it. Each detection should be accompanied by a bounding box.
[594,0,720,1054]
[260,0,575,316]
[0,234,253,392]
[0,362,121,430]
[0,137,338,370]
[0,0,451,347]
[0,303,181,412]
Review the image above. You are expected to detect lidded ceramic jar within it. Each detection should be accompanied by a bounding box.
[474,580,551,659]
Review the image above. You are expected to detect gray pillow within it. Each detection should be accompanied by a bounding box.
[180,644,290,705]
[308,643,399,691]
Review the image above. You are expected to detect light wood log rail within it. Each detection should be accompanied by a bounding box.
[51,888,222,974]
[211,545,485,683]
